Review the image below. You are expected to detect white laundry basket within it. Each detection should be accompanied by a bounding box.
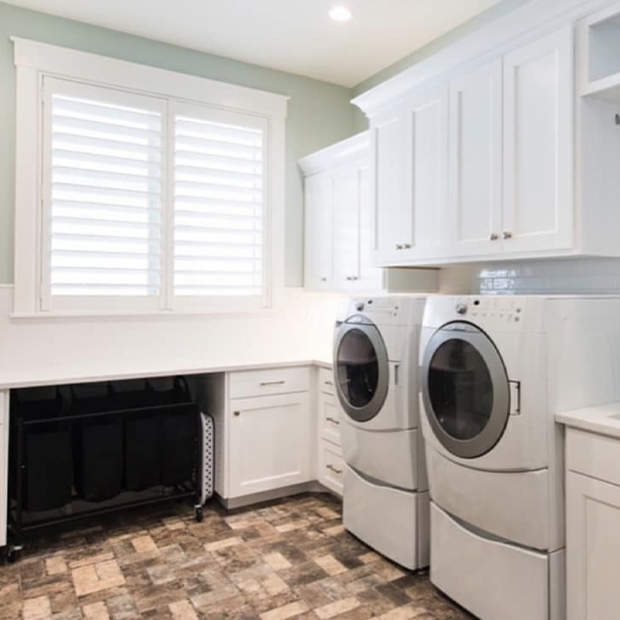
[200,412,214,505]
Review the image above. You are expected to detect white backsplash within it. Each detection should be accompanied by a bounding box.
[440,259,620,295]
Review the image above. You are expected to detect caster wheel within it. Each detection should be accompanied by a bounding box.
[7,545,23,564]
[195,506,204,523]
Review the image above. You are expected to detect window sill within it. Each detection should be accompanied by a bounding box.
[10,307,280,321]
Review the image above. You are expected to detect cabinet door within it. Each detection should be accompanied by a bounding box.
[370,104,406,265]
[503,27,574,253]
[332,166,360,287]
[304,172,333,289]
[567,472,620,620]
[402,85,449,260]
[228,392,312,498]
[351,164,383,291]
[449,60,503,257]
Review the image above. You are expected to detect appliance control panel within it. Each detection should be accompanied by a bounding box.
[339,295,427,326]
[454,297,524,324]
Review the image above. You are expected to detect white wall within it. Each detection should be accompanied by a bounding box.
[0,287,343,389]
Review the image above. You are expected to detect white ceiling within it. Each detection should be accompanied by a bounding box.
[4,0,503,87]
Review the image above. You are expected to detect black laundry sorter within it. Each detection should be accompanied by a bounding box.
[8,375,202,558]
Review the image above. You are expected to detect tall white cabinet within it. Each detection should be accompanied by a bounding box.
[300,132,439,293]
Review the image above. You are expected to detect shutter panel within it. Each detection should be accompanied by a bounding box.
[44,78,165,300]
[172,104,267,300]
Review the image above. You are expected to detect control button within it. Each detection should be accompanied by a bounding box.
[456,303,467,316]
[355,302,364,312]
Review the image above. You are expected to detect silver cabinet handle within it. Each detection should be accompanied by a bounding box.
[325,417,340,426]
[233,411,240,417]
[490,233,499,241]
[403,243,412,249]
[351,276,358,281]
[346,276,352,281]
[395,243,404,250]
[327,464,343,474]
[320,277,327,282]
[260,380,285,386]
[324,380,334,386]
[503,231,513,240]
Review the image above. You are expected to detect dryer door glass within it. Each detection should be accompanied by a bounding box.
[337,329,379,408]
[422,323,510,459]
[427,339,493,440]
[334,321,389,423]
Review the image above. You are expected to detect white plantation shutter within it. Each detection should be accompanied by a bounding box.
[172,103,268,305]
[38,77,274,314]
[42,78,165,309]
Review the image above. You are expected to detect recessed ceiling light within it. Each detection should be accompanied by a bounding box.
[329,5,352,22]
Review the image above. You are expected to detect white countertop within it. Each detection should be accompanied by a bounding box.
[0,359,333,391]
[556,402,620,440]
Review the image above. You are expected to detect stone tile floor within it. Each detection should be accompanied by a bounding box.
[0,493,475,620]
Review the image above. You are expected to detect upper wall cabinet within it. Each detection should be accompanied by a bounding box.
[299,133,439,294]
[355,15,620,267]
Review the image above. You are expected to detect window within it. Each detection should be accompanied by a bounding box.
[13,38,287,316]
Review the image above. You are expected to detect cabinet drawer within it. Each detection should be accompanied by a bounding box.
[319,441,345,496]
[567,428,620,487]
[319,392,341,446]
[318,367,335,395]
[229,367,311,399]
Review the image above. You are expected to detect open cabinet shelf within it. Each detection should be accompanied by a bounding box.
[579,2,620,104]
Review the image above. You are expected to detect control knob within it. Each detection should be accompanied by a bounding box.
[355,302,365,312]
[456,303,467,316]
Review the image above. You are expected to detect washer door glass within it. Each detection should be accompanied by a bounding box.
[334,320,389,423]
[422,323,510,459]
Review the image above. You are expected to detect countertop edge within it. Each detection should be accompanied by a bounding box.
[0,359,334,391]
[556,402,620,441]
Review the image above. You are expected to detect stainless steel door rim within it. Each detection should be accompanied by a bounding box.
[421,321,510,459]
[333,316,389,423]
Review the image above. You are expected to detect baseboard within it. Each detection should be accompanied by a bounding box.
[217,481,338,510]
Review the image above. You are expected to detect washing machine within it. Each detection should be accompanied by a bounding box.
[419,295,620,620]
[333,295,429,570]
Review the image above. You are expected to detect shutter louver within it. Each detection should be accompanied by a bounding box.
[49,86,164,297]
[173,110,265,298]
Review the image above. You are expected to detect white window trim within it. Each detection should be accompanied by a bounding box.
[12,37,288,317]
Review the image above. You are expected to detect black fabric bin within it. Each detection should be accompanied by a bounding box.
[72,382,124,503]
[161,406,196,486]
[116,379,163,492]
[12,388,73,512]
[149,377,196,486]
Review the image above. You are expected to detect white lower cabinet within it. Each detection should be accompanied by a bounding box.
[202,365,343,503]
[566,428,620,620]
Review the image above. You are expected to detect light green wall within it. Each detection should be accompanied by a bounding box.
[352,0,533,132]
[0,2,355,287]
